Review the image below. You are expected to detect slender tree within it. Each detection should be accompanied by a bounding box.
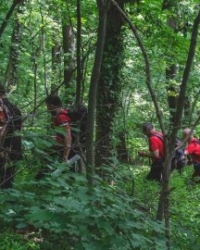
[51,19,62,95]
[86,0,110,185]
[76,0,82,104]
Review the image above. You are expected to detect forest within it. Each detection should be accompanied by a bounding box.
[0,0,200,249]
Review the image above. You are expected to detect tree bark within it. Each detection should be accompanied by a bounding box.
[95,0,126,175]
[62,24,76,88]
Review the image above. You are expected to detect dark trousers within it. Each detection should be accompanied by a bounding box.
[192,163,200,178]
[147,160,163,182]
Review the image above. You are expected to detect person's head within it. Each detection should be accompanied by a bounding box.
[142,122,154,137]
[182,128,193,143]
[46,95,62,115]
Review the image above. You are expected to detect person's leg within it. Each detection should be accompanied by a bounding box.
[193,163,200,178]
[147,161,163,182]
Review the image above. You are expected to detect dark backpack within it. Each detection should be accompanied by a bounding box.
[69,104,87,145]
[151,134,185,172]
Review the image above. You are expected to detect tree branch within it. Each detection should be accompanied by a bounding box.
[0,0,24,40]
[110,0,165,134]
[172,9,200,136]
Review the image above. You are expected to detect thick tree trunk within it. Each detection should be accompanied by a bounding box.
[95,0,126,175]
[4,13,22,87]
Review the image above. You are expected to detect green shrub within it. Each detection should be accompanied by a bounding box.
[0,230,40,250]
[0,168,165,250]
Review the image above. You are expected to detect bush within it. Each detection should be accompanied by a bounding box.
[0,230,40,250]
[0,167,165,250]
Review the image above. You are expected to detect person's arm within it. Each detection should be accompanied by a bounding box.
[184,149,189,156]
[138,149,159,158]
[63,126,72,160]
[182,149,192,164]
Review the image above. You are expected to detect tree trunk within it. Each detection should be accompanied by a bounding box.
[4,12,22,88]
[4,1,26,88]
[62,24,76,88]
[95,0,126,175]
[51,27,61,95]
[76,0,83,104]
[85,0,110,185]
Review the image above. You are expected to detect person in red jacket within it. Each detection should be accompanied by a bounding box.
[138,122,164,182]
[36,95,73,180]
[46,95,72,161]
[182,128,200,178]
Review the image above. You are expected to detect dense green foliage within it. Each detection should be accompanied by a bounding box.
[0,157,165,249]
[1,159,200,249]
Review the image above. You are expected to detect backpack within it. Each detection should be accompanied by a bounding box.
[171,138,185,172]
[53,109,71,127]
[69,104,87,145]
[151,134,185,172]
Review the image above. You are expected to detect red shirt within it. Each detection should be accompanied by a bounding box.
[52,109,71,143]
[149,132,164,161]
[185,139,200,163]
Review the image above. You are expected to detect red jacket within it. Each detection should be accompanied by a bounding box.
[52,109,71,143]
[185,138,200,163]
[149,132,164,161]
